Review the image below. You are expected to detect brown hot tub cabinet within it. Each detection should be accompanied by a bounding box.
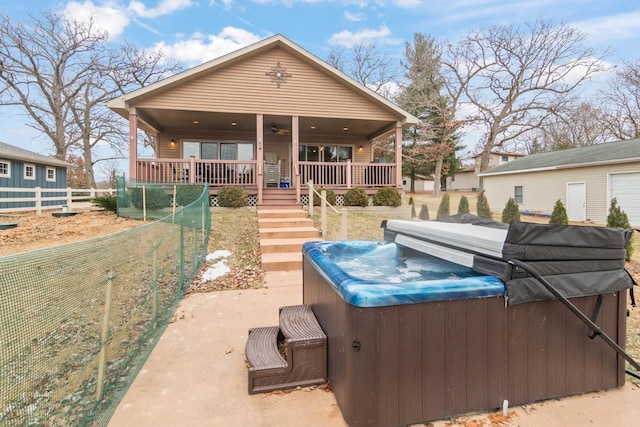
[299,219,632,426]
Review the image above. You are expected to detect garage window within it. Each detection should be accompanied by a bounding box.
[514,186,523,204]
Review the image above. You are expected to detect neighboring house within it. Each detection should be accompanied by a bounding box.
[107,34,419,207]
[402,174,435,193]
[446,151,525,191]
[479,138,640,227]
[0,141,73,210]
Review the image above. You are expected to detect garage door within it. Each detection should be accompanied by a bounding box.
[611,173,640,227]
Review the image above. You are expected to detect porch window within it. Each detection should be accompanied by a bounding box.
[514,185,523,204]
[299,145,320,161]
[0,160,10,178]
[299,145,352,162]
[182,141,254,161]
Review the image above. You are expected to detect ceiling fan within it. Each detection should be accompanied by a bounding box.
[270,125,290,135]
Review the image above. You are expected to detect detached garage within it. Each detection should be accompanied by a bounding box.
[479,138,640,227]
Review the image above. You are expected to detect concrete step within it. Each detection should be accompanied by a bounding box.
[260,237,321,254]
[261,252,303,271]
[259,227,321,239]
[258,217,315,228]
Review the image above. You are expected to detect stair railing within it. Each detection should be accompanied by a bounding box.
[307,180,347,240]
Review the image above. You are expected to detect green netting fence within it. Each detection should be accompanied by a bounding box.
[0,178,211,426]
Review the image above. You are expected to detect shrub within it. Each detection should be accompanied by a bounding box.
[218,186,247,207]
[419,204,430,220]
[408,196,414,206]
[92,194,117,212]
[436,193,450,219]
[344,188,369,207]
[411,204,417,218]
[457,195,470,215]
[476,190,492,219]
[501,197,521,223]
[175,184,206,206]
[373,187,401,207]
[313,188,337,206]
[130,187,170,210]
[549,199,569,225]
[607,198,634,261]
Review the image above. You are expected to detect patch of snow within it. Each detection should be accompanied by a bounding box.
[207,250,231,261]
[201,260,230,282]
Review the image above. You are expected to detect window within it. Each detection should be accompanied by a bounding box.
[0,160,10,178]
[182,141,253,161]
[24,163,35,180]
[299,144,352,162]
[46,167,56,182]
[514,185,523,204]
[501,155,509,162]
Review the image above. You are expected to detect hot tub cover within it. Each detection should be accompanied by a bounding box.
[383,217,633,305]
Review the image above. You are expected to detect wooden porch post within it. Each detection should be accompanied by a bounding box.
[395,124,403,188]
[257,114,264,204]
[292,116,300,203]
[129,109,138,181]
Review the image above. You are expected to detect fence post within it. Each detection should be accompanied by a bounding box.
[152,248,158,330]
[321,190,327,239]
[35,187,42,215]
[142,186,147,222]
[67,187,73,210]
[341,209,347,240]
[96,271,114,402]
[308,180,314,217]
[346,160,352,189]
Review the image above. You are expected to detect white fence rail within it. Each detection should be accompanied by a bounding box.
[0,187,115,215]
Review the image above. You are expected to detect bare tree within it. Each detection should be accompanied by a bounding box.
[327,43,398,97]
[600,60,640,140]
[443,19,609,172]
[0,12,181,187]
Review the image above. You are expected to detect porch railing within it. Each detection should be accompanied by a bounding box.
[136,158,257,186]
[135,158,396,189]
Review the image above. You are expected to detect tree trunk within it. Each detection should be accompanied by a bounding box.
[432,155,444,196]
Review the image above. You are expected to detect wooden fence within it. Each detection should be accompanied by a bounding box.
[0,187,115,215]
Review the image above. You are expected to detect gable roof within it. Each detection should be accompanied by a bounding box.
[0,142,73,168]
[479,138,640,177]
[107,34,418,127]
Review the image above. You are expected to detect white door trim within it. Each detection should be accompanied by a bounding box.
[566,181,586,222]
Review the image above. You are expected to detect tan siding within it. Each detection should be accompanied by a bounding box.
[483,162,640,224]
[135,47,399,121]
[447,171,478,191]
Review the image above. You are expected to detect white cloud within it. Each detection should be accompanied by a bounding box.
[344,10,365,22]
[128,0,196,19]
[63,1,130,39]
[394,0,421,6]
[572,12,640,45]
[151,27,261,66]
[327,26,400,48]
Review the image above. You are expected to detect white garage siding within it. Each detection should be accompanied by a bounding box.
[482,162,640,225]
[610,172,640,227]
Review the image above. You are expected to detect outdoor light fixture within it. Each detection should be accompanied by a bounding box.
[193,120,199,124]
[358,145,363,152]
[320,145,324,151]
[343,127,349,131]
[310,125,316,129]
[231,122,237,126]
[170,139,176,146]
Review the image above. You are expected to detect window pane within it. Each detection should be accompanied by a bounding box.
[183,141,200,159]
[338,146,352,161]
[202,143,218,159]
[237,143,254,160]
[514,186,523,204]
[220,143,236,160]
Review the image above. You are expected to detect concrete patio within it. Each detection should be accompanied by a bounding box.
[109,270,640,426]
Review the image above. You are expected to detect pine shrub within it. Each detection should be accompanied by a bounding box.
[130,187,170,210]
[218,186,248,207]
[607,198,634,261]
[344,188,369,207]
[408,196,414,206]
[175,184,206,206]
[501,197,521,223]
[411,204,417,218]
[419,204,430,220]
[457,195,470,215]
[91,194,117,212]
[436,193,450,219]
[313,188,337,206]
[373,187,401,207]
[549,199,569,225]
[476,190,492,219]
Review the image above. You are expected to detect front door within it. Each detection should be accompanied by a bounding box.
[567,182,586,222]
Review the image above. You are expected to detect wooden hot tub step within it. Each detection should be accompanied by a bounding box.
[246,305,328,395]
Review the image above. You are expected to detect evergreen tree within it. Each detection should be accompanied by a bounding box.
[549,199,569,224]
[457,195,470,215]
[436,193,450,219]
[476,190,492,219]
[607,198,634,261]
[411,204,417,218]
[501,197,521,223]
[419,204,430,220]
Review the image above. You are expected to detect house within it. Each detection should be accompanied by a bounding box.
[446,151,526,191]
[479,138,640,226]
[402,174,435,193]
[0,141,73,210]
[107,34,419,207]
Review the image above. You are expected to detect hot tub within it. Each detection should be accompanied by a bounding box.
[302,240,626,426]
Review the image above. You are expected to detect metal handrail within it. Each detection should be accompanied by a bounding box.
[307,181,347,240]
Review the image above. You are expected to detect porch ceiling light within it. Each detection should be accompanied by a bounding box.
[310,125,316,129]
[231,122,237,126]
[343,127,349,131]
[193,120,199,124]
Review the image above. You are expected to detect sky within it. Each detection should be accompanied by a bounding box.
[1,0,639,178]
